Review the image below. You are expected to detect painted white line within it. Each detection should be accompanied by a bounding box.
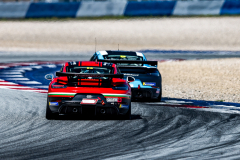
[43,64,56,68]
[6,78,29,81]
[18,81,42,84]
[7,86,32,89]
[0,66,9,69]
[0,72,22,75]
[9,70,26,72]
[16,67,33,71]
[31,66,42,69]
[0,75,24,77]
[210,105,240,109]
[34,85,49,89]
[165,100,193,104]
[146,102,168,105]
[23,90,48,92]
[0,82,18,85]
[0,86,13,88]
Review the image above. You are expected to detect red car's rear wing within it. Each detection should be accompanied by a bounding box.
[55,72,125,87]
[97,60,158,66]
[56,72,124,78]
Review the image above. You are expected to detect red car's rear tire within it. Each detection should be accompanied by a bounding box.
[46,101,58,120]
[121,103,131,120]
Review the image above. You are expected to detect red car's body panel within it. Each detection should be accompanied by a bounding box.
[46,61,132,118]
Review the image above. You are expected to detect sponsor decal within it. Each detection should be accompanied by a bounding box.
[106,98,122,102]
[49,102,59,106]
[106,98,118,102]
[101,100,105,105]
[143,82,156,86]
[120,55,126,58]
[124,74,139,76]
[119,104,129,109]
[156,88,160,94]
[87,95,93,98]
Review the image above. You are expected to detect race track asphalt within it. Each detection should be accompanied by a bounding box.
[1,88,240,159]
[1,51,240,159]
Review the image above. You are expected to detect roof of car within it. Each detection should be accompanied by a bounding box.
[97,50,144,57]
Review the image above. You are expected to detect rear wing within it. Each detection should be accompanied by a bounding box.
[97,60,157,66]
[56,72,124,78]
[56,72,124,87]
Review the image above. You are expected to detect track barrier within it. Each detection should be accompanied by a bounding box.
[0,1,240,18]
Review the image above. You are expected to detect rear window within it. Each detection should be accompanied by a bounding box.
[103,55,143,61]
[119,68,159,76]
[103,55,143,66]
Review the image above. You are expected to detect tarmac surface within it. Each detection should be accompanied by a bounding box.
[0,51,240,159]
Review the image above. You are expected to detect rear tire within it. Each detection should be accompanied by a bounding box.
[46,101,58,120]
[157,89,162,102]
[153,89,162,102]
[121,103,131,120]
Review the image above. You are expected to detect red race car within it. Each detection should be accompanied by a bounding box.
[45,61,134,120]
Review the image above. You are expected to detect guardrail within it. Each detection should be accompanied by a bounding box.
[0,1,240,18]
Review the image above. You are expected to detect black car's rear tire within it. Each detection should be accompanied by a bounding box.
[152,89,162,102]
[156,89,162,102]
[46,101,58,120]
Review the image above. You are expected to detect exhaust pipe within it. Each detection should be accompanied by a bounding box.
[73,108,78,113]
[100,109,106,114]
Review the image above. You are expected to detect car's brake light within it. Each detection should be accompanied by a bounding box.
[51,100,62,102]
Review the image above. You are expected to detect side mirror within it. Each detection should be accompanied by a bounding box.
[45,74,54,80]
[127,76,135,83]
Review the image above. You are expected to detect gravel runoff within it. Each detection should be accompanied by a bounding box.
[158,58,240,103]
[0,17,240,52]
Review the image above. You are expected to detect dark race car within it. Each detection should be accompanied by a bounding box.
[45,61,134,120]
[97,59,162,102]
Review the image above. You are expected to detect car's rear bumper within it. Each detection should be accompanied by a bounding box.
[48,93,131,116]
[131,88,160,99]
[49,101,130,116]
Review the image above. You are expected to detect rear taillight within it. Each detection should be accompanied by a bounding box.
[51,100,62,102]
[51,82,67,88]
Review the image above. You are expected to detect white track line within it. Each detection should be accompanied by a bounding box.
[18,81,42,84]
[6,78,29,81]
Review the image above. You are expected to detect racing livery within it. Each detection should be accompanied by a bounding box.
[45,61,133,120]
[90,50,162,101]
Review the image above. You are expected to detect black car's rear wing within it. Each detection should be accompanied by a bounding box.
[56,72,124,78]
[97,60,158,66]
